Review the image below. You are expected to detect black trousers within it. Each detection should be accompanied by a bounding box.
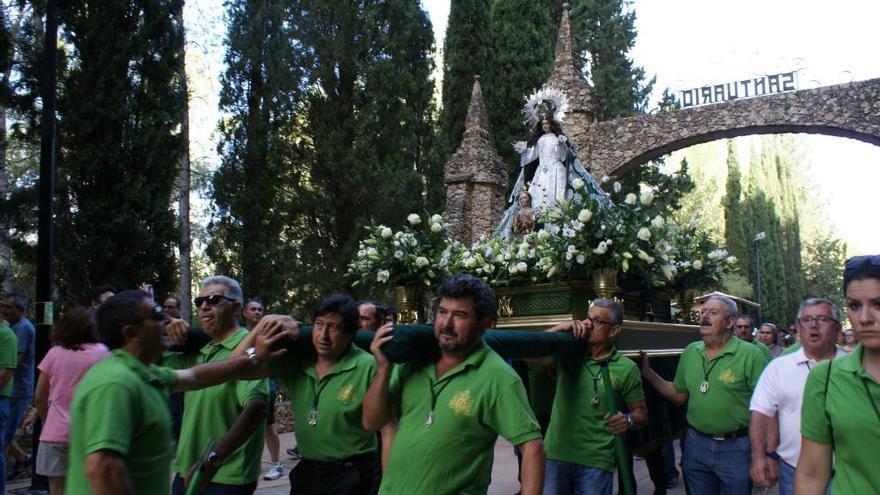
[289,454,381,495]
[171,475,257,495]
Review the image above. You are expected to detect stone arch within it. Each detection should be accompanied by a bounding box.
[585,77,880,178]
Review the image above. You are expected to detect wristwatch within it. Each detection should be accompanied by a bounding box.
[244,346,258,366]
[206,451,223,468]
[766,450,780,461]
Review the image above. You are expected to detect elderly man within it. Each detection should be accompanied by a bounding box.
[364,274,545,495]
[540,299,648,495]
[736,314,773,361]
[165,276,271,494]
[642,294,769,494]
[749,298,845,495]
[357,300,387,331]
[65,289,285,494]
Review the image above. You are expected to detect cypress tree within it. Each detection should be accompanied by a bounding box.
[56,0,184,302]
[208,0,305,308]
[722,140,750,276]
[486,0,553,176]
[439,0,492,161]
[570,0,654,119]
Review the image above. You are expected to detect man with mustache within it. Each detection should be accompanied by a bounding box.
[749,298,845,495]
[363,274,545,495]
[642,294,769,494]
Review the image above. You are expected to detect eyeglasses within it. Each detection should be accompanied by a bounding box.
[797,315,839,326]
[588,316,616,327]
[193,294,237,307]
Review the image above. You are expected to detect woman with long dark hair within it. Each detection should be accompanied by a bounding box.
[34,307,109,494]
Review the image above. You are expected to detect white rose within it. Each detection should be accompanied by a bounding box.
[508,263,519,274]
[576,254,586,264]
[376,270,390,283]
[640,189,655,205]
[625,193,637,205]
[394,250,404,259]
[380,226,392,238]
[637,227,651,241]
[651,215,665,229]
[430,214,443,225]
[516,261,528,272]
[430,222,442,233]
[622,259,630,272]
[593,241,608,255]
[407,213,421,225]
[415,256,429,268]
[661,264,676,280]
[693,260,703,270]
[577,209,593,223]
[726,255,737,264]
[613,181,622,193]
[601,176,611,183]
[572,178,585,190]
[537,229,551,241]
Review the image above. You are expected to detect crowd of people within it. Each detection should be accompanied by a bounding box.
[0,254,876,495]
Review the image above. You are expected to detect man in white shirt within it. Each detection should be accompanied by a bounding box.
[749,298,845,495]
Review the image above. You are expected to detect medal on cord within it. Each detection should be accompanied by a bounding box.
[308,378,331,426]
[700,354,721,394]
[426,379,454,428]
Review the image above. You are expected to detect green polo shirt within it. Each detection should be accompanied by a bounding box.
[0,324,16,396]
[781,342,801,356]
[165,328,269,485]
[750,339,773,361]
[379,341,541,495]
[673,336,768,434]
[66,349,177,495]
[269,344,377,461]
[545,351,644,471]
[802,344,880,494]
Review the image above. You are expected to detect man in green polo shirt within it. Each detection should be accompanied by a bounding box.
[736,315,773,361]
[66,289,287,495]
[796,254,880,494]
[0,320,17,495]
[164,275,271,495]
[642,294,768,495]
[541,298,647,495]
[234,292,393,494]
[363,274,545,495]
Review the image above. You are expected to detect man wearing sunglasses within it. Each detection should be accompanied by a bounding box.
[65,289,287,495]
[164,276,272,495]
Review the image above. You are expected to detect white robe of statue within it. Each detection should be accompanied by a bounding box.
[520,133,568,211]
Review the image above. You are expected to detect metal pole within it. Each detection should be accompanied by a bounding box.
[32,0,57,490]
[755,239,762,322]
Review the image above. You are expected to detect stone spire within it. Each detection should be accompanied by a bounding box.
[544,3,600,168]
[444,76,509,246]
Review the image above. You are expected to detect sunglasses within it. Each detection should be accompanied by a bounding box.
[193,294,237,308]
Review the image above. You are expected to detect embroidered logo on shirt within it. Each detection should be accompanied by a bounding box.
[448,390,474,416]
[718,368,736,384]
[337,383,355,403]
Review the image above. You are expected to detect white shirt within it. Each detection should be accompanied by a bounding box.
[749,347,848,466]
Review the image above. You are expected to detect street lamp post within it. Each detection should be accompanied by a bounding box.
[754,232,766,321]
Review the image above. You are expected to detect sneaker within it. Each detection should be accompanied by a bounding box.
[666,472,679,489]
[263,463,284,480]
[286,447,301,459]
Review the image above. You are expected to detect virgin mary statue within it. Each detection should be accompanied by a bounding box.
[496,88,609,239]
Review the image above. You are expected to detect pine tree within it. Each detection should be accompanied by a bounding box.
[56,0,184,303]
[208,0,306,309]
[486,0,553,176]
[439,0,492,160]
[570,0,654,119]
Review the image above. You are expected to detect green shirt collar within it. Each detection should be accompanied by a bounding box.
[434,340,491,383]
[305,344,361,380]
[696,334,741,360]
[835,344,875,381]
[111,348,167,386]
[200,327,247,356]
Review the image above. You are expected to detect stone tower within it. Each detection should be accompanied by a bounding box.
[444,76,509,246]
[543,2,600,169]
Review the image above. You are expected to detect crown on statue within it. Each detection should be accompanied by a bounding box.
[522,87,569,129]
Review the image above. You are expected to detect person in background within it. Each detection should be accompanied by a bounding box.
[33,307,110,494]
[840,328,858,353]
[0,317,17,494]
[1,292,36,480]
[756,323,785,358]
[163,297,182,320]
[86,285,115,309]
[735,314,772,361]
